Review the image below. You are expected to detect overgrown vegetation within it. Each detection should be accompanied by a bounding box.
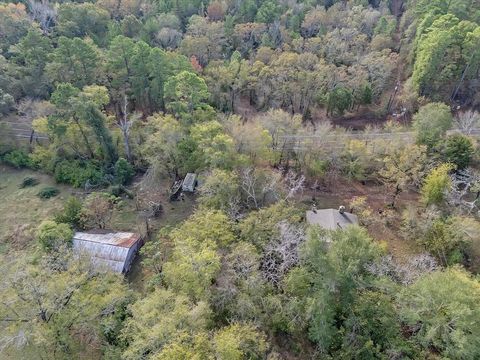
[2,0,480,358]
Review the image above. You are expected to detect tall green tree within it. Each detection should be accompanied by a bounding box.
[55,3,110,45]
[413,102,453,148]
[46,37,101,88]
[398,267,480,359]
[10,29,52,97]
[164,70,212,122]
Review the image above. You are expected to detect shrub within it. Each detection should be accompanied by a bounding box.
[80,192,117,229]
[29,146,56,172]
[55,196,83,228]
[54,160,105,188]
[443,134,474,169]
[19,177,39,188]
[36,220,73,251]
[413,103,452,148]
[3,149,32,168]
[109,184,134,198]
[37,186,60,199]
[114,158,135,185]
[421,163,455,206]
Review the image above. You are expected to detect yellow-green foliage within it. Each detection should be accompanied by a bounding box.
[421,163,454,206]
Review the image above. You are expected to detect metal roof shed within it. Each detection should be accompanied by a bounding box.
[182,173,197,192]
[73,231,143,273]
[306,208,358,232]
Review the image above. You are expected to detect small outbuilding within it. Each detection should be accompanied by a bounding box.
[306,206,358,231]
[73,231,143,273]
[182,173,197,192]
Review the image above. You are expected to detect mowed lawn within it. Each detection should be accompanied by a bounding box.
[0,164,196,254]
[0,165,72,251]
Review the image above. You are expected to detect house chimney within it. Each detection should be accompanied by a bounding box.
[339,205,345,214]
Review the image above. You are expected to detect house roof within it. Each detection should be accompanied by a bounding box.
[73,231,141,273]
[306,209,358,231]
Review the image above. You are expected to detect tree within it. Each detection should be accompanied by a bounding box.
[55,3,110,45]
[116,95,139,162]
[213,323,268,359]
[291,225,384,350]
[121,289,211,360]
[421,163,455,206]
[0,88,14,114]
[0,3,31,53]
[255,109,303,166]
[9,29,52,98]
[339,291,410,359]
[179,16,227,66]
[326,87,353,116]
[28,0,57,34]
[105,35,135,91]
[46,37,100,88]
[398,267,480,359]
[198,169,241,217]
[162,210,233,300]
[96,0,141,19]
[255,1,282,24]
[55,196,83,228]
[412,14,480,101]
[380,143,428,208]
[454,110,480,135]
[443,133,474,169]
[238,202,299,249]
[114,157,135,184]
[164,70,212,123]
[49,84,118,164]
[80,192,116,229]
[417,216,471,266]
[413,102,453,148]
[36,220,73,251]
[78,101,117,164]
[0,251,130,358]
[190,121,237,170]
[141,113,186,178]
[170,210,235,249]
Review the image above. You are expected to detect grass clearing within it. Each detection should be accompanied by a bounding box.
[0,165,71,252]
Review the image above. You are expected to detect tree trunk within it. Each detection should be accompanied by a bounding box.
[122,128,132,162]
[73,116,94,159]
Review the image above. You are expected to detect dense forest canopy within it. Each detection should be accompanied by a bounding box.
[2,0,480,359]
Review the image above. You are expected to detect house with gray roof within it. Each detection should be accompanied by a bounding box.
[73,231,143,273]
[306,206,358,233]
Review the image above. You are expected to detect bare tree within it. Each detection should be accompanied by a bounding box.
[117,95,139,162]
[446,169,480,215]
[28,0,57,34]
[261,221,306,286]
[239,167,281,209]
[366,254,438,285]
[283,170,305,201]
[240,167,260,209]
[454,110,480,135]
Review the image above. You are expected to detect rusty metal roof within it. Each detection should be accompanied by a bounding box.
[73,231,141,248]
[73,231,142,273]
